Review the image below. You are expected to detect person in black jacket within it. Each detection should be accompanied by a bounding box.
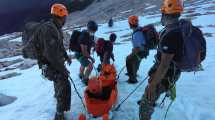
[139,0,184,120]
[74,20,98,85]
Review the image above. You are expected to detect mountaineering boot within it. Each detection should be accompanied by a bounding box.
[54,112,65,120]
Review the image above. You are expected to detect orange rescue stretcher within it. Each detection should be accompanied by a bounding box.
[78,64,118,120]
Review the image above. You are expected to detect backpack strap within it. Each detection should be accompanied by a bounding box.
[132,27,142,35]
[158,24,181,52]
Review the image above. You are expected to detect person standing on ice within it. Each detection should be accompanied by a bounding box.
[36,3,71,120]
[74,20,98,85]
[126,15,149,84]
[139,0,206,119]
[139,0,184,119]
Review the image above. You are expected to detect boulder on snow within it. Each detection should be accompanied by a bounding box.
[0,72,22,80]
[0,58,23,69]
[0,93,17,107]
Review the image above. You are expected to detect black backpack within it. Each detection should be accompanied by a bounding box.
[137,24,159,50]
[22,22,42,60]
[69,30,81,52]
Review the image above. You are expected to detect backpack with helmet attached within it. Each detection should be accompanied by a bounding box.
[22,22,42,60]
[136,24,159,50]
[69,30,81,52]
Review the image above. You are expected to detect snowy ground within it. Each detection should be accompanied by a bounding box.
[0,0,215,120]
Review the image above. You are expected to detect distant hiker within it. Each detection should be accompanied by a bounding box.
[108,17,114,27]
[22,3,71,120]
[139,0,206,120]
[126,15,149,84]
[95,33,117,71]
[73,20,98,85]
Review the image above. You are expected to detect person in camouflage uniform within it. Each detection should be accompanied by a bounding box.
[35,3,71,120]
[139,0,184,120]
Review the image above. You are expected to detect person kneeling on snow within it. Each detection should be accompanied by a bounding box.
[96,33,117,72]
[126,15,149,84]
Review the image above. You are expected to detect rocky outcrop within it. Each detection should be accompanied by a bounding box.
[0,72,21,80]
[0,93,17,107]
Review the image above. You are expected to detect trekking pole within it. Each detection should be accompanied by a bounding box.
[116,65,126,80]
[113,76,149,111]
[164,101,174,120]
[159,94,168,108]
[68,76,87,112]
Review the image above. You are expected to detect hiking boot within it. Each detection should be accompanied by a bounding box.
[127,78,138,84]
[54,112,65,120]
[82,78,89,85]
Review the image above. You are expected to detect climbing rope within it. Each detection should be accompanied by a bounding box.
[113,75,149,111]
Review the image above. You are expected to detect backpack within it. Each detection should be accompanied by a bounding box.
[138,24,159,50]
[22,22,42,59]
[95,38,106,55]
[69,30,81,52]
[176,19,206,72]
[160,19,207,72]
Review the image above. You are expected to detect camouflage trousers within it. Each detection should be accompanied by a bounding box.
[42,65,71,113]
[139,63,181,120]
[53,75,71,113]
[139,84,166,120]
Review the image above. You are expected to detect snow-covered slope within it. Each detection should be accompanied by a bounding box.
[0,0,215,120]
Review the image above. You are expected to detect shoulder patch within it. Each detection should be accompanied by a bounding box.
[162,46,169,50]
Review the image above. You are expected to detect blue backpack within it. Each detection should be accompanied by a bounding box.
[177,19,206,72]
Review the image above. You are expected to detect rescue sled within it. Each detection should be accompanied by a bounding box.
[79,64,118,120]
